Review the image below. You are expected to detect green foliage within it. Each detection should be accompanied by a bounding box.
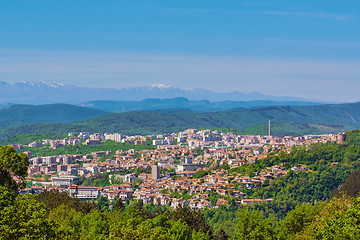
[1,187,360,239]
[214,228,230,240]
[207,192,221,206]
[36,189,98,214]
[81,173,110,187]
[344,129,360,144]
[171,175,183,180]
[48,204,83,239]
[203,207,237,237]
[193,170,209,179]
[0,103,106,130]
[0,187,56,239]
[81,209,110,239]
[3,133,67,145]
[113,198,125,212]
[295,196,360,239]
[171,205,213,236]
[170,189,193,200]
[109,212,178,239]
[108,202,213,239]
[275,204,322,240]
[97,195,111,211]
[18,139,155,157]
[331,168,360,198]
[0,145,29,193]
[232,208,274,240]
[132,178,143,189]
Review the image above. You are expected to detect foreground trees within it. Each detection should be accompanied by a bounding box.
[232,208,274,240]
[230,196,360,240]
[295,196,360,239]
[0,145,29,193]
[2,188,360,239]
[0,187,55,239]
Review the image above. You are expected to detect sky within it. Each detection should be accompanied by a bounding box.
[0,0,359,102]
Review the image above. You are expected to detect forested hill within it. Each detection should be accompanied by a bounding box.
[0,102,360,142]
[0,104,107,129]
[84,102,360,134]
[79,98,319,113]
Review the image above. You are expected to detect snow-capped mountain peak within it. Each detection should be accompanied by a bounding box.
[0,81,319,104]
[13,81,65,88]
[150,84,176,89]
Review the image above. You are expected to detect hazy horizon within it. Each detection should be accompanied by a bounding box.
[1,1,359,102]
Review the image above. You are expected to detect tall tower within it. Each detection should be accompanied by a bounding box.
[337,133,346,143]
[151,163,160,180]
[268,120,271,137]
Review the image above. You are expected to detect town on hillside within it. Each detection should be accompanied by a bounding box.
[14,129,346,209]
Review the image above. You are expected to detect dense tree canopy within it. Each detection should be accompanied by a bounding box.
[36,189,98,214]
[0,186,55,239]
[0,145,28,193]
[331,169,360,198]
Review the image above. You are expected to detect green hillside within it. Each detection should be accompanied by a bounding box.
[0,104,107,129]
[85,102,360,134]
[81,97,319,112]
[238,122,342,137]
[1,102,359,142]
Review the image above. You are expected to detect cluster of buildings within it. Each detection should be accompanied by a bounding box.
[20,129,346,209]
[26,138,80,148]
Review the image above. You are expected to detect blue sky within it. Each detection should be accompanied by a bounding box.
[0,0,359,101]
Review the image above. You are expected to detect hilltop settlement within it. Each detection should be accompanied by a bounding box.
[14,129,346,209]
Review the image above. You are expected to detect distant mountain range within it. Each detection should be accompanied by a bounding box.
[0,81,324,104]
[0,81,357,142]
[1,101,360,143]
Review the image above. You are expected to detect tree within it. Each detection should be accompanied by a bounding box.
[48,204,83,239]
[316,196,360,239]
[296,196,360,239]
[171,205,213,236]
[0,145,29,192]
[193,170,209,179]
[232,208,274,240]
[133,199,153,219]
[80,209,109,239]
[214,228,230,240]
[97,195,110,211]
[113,198,125,212]
[166,219,192,240]
[331,169,360,198]
[276,204,321,240]
[36,189,97,214]
[0,187,56,239]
